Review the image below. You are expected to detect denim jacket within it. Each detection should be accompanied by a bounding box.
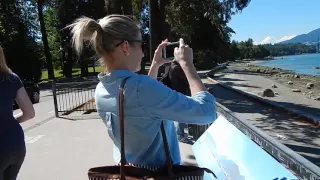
[95,70,216,168]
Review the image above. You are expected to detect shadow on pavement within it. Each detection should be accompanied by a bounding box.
[284,143,320,167]
[221,81,261,89]
[205,83,320,168]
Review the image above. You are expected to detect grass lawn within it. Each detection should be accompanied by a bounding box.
[40,64,152,81]
[41,66,104,80]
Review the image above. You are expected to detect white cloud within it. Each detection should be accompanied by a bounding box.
[276,35,296,43]
[257,35,297,45]
[260,36,274,44]
[253,41,260,45]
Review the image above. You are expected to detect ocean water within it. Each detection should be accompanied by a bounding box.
[255,54,320,76]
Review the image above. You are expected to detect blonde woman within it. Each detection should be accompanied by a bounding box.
[0,45,35,180]
[69,15,216,169]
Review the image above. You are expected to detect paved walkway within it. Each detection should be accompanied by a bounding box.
[18,116,196,180]
[213,68,320,122]
[202,79,320,168]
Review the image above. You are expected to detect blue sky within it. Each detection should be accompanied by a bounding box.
[228,0,320,44]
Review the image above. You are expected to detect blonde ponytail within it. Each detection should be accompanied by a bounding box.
[68,14,140,62]
[68,16,102,55]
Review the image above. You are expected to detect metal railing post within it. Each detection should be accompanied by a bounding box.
[52,80,59,117]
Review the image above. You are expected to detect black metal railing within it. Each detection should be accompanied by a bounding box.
[185,102,320,180]
[215,102,320,180]
[52,80,98,116]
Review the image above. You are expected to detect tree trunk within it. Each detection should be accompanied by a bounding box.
[64,41,73,78]
[105,0,122,14]
[58,0,75,78]
[37,0,55,80]
[122,0,133,15]
[158,0,170,41]
[80,59,88,77]
[59,30,67,77]
[157,0,170,76]
[80,48,90,77]
[148,0,159,63]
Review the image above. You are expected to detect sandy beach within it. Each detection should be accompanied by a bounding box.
[210,61,320,123]
[233,60,320,101]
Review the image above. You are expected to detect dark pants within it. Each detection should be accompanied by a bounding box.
[0,143,26,180]
[177,123,186,137]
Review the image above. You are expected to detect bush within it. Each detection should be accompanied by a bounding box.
[194,49,218,70]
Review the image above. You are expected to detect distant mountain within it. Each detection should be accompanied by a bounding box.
[280,28,320,44]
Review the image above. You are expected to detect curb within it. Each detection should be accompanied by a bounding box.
[24,115,56,133]
[207,77,320,124]
[215,102,320,178]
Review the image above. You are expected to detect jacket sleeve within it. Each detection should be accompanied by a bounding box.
[137,75,216,125]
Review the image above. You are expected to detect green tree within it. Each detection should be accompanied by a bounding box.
[165,0,251,69]
[105,0,133,15]
[36,0,55,79]
[0,0,43,81]
[230,40,240,60]
[232,39,270,59]
[43,3,61,69]
[252,45,270,58]
[263,43,316,56]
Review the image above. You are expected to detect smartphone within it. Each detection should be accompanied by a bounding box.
[162,41,180,60]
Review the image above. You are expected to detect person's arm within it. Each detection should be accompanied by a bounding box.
[137,76,216,125]
[180,63,206,96]
[148,39,171,79]
[173,38,207,96]
[15,87,35,123]
[11,75,35,124]
[148,63,161,79]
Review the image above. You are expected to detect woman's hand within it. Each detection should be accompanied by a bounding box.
[174,38,193,67]
[148,39,172,79]
[148,39,171,79]
[174,38,206,95]
[151,39,172,67]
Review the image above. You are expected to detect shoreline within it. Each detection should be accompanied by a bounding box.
[252,61,320,77]
[229,61,320,101]
[251,60,320,77]
[243,53,320,77]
